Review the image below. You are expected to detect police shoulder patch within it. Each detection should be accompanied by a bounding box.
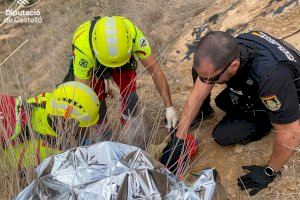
[260,95,281,111]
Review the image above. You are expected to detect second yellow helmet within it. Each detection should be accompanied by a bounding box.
[92,16,133,68]
[45,81,100,127]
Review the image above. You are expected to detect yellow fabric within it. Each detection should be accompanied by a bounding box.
[39,140,61,161]
[2,139,61,169]
[26,92,51,104]
[9,96,23,141]
[73,16,152,79]
[1,82,100,169]
[31,107,58,137]
[131,24,152,60]
[73,21,96,80]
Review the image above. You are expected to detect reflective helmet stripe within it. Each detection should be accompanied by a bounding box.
[105,17,118,57]
[49,100,91,121]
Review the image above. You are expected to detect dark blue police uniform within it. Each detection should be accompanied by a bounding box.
[192,31,300,145]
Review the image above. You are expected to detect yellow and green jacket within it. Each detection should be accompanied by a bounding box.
[1,94,60,169]
[72,16,152,80]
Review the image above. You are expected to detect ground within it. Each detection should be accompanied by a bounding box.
[0,0,299,199]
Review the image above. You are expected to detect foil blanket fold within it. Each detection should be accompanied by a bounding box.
[15,141,227,200]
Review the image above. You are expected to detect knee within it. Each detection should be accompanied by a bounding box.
[212,116,260,146]
[211,119,248,146]
[212,128,233,146]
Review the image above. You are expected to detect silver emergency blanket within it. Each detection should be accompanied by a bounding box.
[15,141,227,200]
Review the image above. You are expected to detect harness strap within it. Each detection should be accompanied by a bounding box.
[89,16,101,57]
[130,20,137,44]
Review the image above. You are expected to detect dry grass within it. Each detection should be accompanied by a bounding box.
[1,0,299,199]
[0,0,213,198]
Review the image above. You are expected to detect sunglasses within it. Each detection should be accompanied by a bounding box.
[198,58,235,84]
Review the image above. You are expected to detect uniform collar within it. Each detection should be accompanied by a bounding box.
[237,45,250,74]
[226,45,252,85]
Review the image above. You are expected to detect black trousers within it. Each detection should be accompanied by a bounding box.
[192,68,272,146]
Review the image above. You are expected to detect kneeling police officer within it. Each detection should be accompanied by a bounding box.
[161,30,300,196]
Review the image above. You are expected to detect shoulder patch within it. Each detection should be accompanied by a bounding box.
[260,95,281,111]
[139,38,147,47]
[79,58,88,68]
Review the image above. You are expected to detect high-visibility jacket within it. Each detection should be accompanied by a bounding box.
[0,94,60,169]
[72,16,152,80]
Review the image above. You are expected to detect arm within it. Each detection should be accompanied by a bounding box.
[258,68,300,171]
[140,54,172,108]
[268,120,300,172]
[237,68,300,195]
[72,52,93,86]
[160,77,213,171]
[176,77,214,139]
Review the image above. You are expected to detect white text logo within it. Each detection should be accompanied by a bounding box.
[258,32,296,62]
[17,0,30,6]
[4,9,42,24]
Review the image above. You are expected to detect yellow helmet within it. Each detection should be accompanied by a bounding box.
[92,16,133,68]
[45,81,100,127]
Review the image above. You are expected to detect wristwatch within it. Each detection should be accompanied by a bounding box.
[264,166,281,177]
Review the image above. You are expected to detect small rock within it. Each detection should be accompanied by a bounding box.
[234,145,245,154]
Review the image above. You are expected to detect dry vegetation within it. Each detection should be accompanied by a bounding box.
[0,0,299,199]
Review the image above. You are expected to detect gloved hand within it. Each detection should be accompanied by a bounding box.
[237,165,280,196]
[160,133,198,174]
[166,107,178,131]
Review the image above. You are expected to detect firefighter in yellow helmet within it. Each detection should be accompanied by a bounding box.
[0,81,99,168]
[63,16,177,130]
